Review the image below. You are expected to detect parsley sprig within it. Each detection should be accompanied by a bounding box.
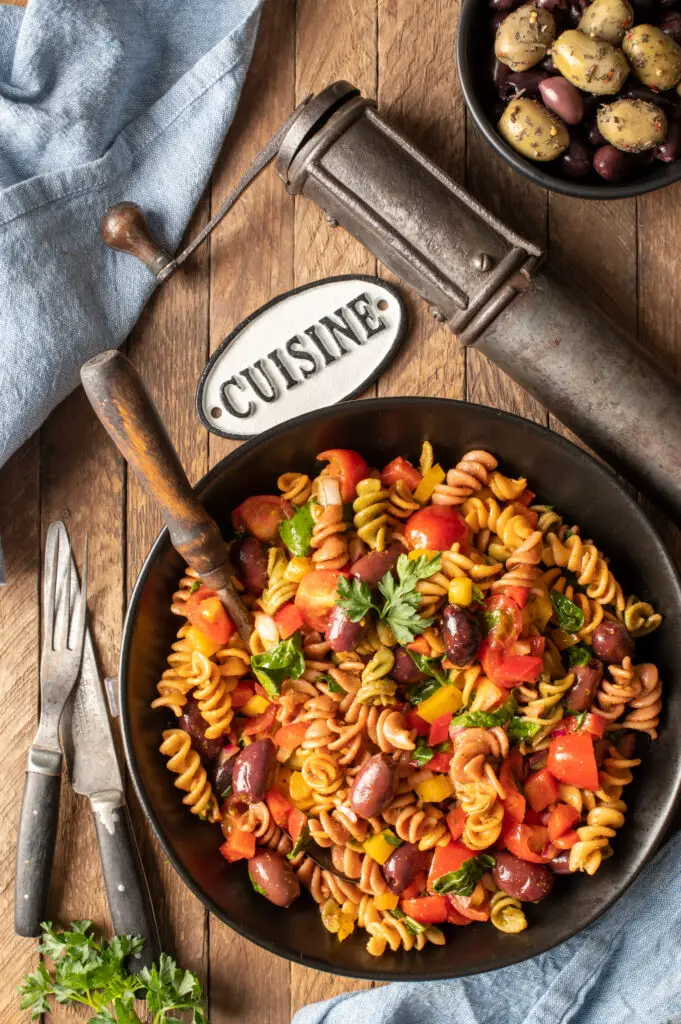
[18,921,206,1023]
[336,553,441,644]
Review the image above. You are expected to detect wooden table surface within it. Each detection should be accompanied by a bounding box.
[2,0,680,1020]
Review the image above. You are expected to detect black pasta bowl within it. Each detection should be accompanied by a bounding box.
[120,398,681,980]
[456,0,681,200]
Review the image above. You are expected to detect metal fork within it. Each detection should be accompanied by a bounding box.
[15,521,88,937]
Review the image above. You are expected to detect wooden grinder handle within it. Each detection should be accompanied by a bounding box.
[100,203,173,279]
[80,350,252,640]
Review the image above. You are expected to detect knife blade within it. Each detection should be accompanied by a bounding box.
[61,555,160,969]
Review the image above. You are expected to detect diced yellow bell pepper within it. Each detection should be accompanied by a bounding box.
[284,556,314,583]
[526,591,553,631]
[242,694,271,717]
[470,678,505,712]
[416,684,463,724]
[337,915,356,942]
[448,577,473,607]
[414,464,446,504]
[550,628,578,651]
[374,892,399,911]
[185,625,221,658]
[416,774,454,803]
[364,830,401,865]
[289,770,313,803]
[287,749,307,771]
[408,548,438,561]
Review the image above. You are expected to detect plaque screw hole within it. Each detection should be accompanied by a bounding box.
[377,299,389,311]
[210,407,222,418]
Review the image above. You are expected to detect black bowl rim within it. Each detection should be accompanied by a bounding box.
[120,395,681,982]
[455,0,681,201]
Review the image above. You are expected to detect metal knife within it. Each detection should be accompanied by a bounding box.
[60,553,160,970]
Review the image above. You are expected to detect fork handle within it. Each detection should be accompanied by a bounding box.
[15,752,62,937]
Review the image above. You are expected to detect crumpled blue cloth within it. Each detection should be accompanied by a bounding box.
[0,0,261,469]
[294,833,681,1024]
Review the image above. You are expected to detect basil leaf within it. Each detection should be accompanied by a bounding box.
[287,819,310,859]
[411,738,435,767]
[482,609,502,633]
[317,674,344,694]
[389,908,426,935]
[278,501,315,556]
[251,633,305,697]
[452,696,517,729]
[188,580,201,595]
[432,854,496,897]
[406,677,442,705]
[249,876,267,897]
[471,583,485,604]
[573,709,588,729]
[382,831,403,848]
[567,643,593,667]
[550,591,585,633]
[507,716,543,743]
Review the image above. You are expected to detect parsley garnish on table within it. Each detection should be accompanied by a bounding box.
[18,921,206,1023]
[336,553,441,644]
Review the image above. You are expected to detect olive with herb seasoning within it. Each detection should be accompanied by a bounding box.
[551,29,630,94]
[495,3,557,71]
[578,0,634,45]
[498,97,570,160]
[623,24,681,90]
[597,97,667,151]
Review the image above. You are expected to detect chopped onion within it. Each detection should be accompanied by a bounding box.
[222,743,239,760]
[313,475,342,507]
[254,611,279,648]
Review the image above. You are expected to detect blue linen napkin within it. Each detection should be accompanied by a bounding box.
[294,832,681,1024]
[0,0,262,469]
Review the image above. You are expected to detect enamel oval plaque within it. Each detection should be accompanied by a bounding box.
[197,275,407,439]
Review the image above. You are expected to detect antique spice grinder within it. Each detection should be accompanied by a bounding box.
[101,81,681,518]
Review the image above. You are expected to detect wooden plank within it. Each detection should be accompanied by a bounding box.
[38,387,123,1022]
[290,0,378,1013]
[0,438,39,1022]
[377,0,465,403]
[207,2,294,1021]
[125,192,211,985]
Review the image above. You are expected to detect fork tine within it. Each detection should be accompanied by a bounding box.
[43,522,63,651]
[54,533,72,652]
[69,535,88,653]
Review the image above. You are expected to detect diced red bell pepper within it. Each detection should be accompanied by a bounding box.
[480,638,543,688]
[401,895,448,924]
[381,456,423,491]
[564,713,606,739]
[446,904,473,926]
[517,488,536,507]
[274,602,304,640]
[316,449,369,503]
[484,595,523,647]
[503,586,530,609]
[548,802,580,841]
[220,827,256,863]
[446,806,466,842]
[242,703,277,736]
[405,709,430,737]
[273,720,309,749]
[524,768,560,813]
[428,713,452,747]
[547,732,599,791]
[231,682,255,708]
[503,822,553,864]
[553,829,580,850]
[427,841,472,892]
[400,871,428,902]
[408,635,432,656]
[428,752,452,773]
[266,788,295,828]
[446,893,490,922]
[499,750,526,823]
[288,808,308,845]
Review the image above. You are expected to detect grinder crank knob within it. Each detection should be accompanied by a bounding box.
[100,203,173,279]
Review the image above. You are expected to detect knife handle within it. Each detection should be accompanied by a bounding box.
[15,756,62,937]
[92,797,160,970]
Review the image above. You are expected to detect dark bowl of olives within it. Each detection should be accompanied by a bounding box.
[457,0,681,198]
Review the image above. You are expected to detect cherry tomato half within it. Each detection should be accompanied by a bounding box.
[232,495,294,543]
[404,505,469,553]
[401,895,448,925]
[547,802,580,841]
[294,568,345,632]
[563,713,606,739]
[316,449,368,503]
[381,456,423,491]
[524,768,559,813]
[503,822,553,864]
[185,587,234,644]
[547,732,599,791]
[484,594,523,648]
[480,638,543,688]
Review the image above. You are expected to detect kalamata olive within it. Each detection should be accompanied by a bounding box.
[617,731,638,758]
[490,0,522,9]
[492,852,554,901]
[211,748,236,798]
[350,754,397,819]
[527,749,548,772]
[591,620,634,663]
[507,68,550,98]
[593,738,609,766]
[350,544,402,585]
[537,0,569,14]
[231,738,276,803]
[326,605,364,652]
[392,647,427,685]
[492,10,512,30]
[230,535,269,596]
[559,135,593,177]
[655,116,681,159]
[550,850,574,874]
[623,83,679,111]
[247,850,300,907]
[660,11,681,45]
[539,75,585,123]
[593,143,631,179]
[494,57,513,96]
[538,52,558,72]
[586,118,607,145]
[179,698,223,761]
[382,843,426,894]
[565,659,604,711]
[441,604,482,666]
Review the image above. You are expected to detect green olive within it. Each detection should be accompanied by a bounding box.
[552,29,630,94]
[596,98,667,152]
[495,4,556,72]
[578,0,634,46]
[622,25,681,91]
[498,98,570,161]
